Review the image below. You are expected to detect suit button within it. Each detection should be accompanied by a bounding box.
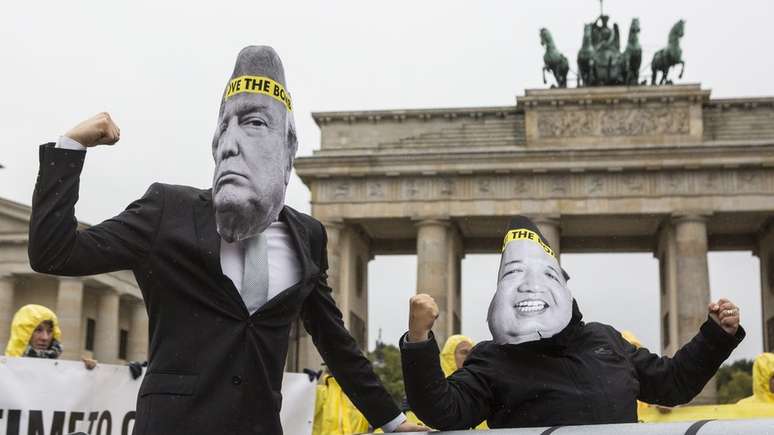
[232,376,242,385]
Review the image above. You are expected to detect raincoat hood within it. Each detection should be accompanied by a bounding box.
[4,304,62,357]
[741,353,774,403]
[440,335,475,377]
[621,330,642,349]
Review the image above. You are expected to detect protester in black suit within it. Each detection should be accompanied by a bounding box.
[28,46,422,435]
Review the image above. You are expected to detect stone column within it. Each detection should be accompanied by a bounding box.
[447,225,463,335]
[533,215,561,259]
[0,274,15,354]
[128,299,148,361]
[656,224,679,356]
[56,278,84,360]
[94,289,120,363]
[673,214,712,346]
[338,227,371,351]
[286,221,345,372]
[673,213,714,403]
[416,219,453,346]
[757,221,774,352]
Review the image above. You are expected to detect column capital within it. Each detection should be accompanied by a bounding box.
[57,277,83,285]
[127,294,145,306]
[529,214,561,226]
[320,219,346,231]
[671,211,712,224]
[758,217,774,238]
[98,286,120,297]
[414,217,451,229]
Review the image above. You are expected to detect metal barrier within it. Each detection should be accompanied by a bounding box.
[368,418,774,434]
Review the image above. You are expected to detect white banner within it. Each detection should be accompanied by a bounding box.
[0,356,315,435]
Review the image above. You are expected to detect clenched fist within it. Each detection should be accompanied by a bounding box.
[64,112,121,147]
[408,293,439,342]
[708,298,740,336]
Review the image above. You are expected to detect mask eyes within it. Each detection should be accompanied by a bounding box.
[501,267,524,279]
[241,115,268,129]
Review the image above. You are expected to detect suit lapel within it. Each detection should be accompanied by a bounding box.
[193,190,249,314]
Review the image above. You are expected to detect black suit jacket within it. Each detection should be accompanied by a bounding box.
[29,144,399,435]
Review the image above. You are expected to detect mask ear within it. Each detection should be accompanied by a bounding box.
[284,115,298,186]
[284,154,294,185]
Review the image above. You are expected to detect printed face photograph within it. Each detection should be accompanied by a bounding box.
[212,91,293,241]
[487,239,572,345]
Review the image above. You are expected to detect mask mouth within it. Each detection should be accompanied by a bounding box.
[514,299,550,315]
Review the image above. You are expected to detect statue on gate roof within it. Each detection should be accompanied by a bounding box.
[539,0,685,87]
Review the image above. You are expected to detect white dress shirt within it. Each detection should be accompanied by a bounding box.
[220,221,301,299]
[55,136,407,432]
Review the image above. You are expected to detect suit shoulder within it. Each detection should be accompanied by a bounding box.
[284,206,324,236]
[285,206,320,226]
[581,321,632,348]
[584,321,620,334]
[146,183,208,201]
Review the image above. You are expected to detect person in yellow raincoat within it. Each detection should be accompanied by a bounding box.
[312,373,371,435]
[5,304,64,358]
[738,352,774,404]
[5,304,97,369]
[311,336,485,434]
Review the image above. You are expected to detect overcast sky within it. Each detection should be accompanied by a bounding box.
[1,0,772,363]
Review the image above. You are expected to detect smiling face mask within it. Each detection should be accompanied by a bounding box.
[487,217,572,345]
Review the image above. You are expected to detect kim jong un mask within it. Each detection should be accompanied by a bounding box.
[211,46,298,242]
[487,216,572,345]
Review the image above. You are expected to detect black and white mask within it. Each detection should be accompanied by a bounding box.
[211,46,297,243]
[487,226,572,345]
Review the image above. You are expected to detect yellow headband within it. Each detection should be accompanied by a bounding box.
[502,228,556,258]
[224,75,293,111]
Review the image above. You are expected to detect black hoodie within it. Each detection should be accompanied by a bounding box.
[400,300,744,430]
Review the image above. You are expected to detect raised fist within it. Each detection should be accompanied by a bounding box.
[64,112,121,147]
[708,298,740,336]
[408,293,439,342]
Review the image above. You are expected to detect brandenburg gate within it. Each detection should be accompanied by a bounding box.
[289,84,774,380]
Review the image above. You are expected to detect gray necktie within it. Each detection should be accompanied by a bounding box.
[242,233,269,314]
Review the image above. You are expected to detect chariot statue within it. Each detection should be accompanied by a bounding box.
[539,1,686,87]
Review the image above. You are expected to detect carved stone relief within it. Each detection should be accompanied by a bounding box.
[537,106,690,138]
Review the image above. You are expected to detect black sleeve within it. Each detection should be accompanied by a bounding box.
[28,143,164,276]
[627,317,745,406]
[300,221,400,429]
[400,333,492,430]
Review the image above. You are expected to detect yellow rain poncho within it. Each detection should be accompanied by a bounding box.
[4,304,62,357]
[440,334,474,377]
[738,352,774,404]
[312,374,370,435]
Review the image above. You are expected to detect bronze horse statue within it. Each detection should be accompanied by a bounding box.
[577,24,596,87]
[540,28,569,88]
[622,18,642,85]
[651,19,686,85]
